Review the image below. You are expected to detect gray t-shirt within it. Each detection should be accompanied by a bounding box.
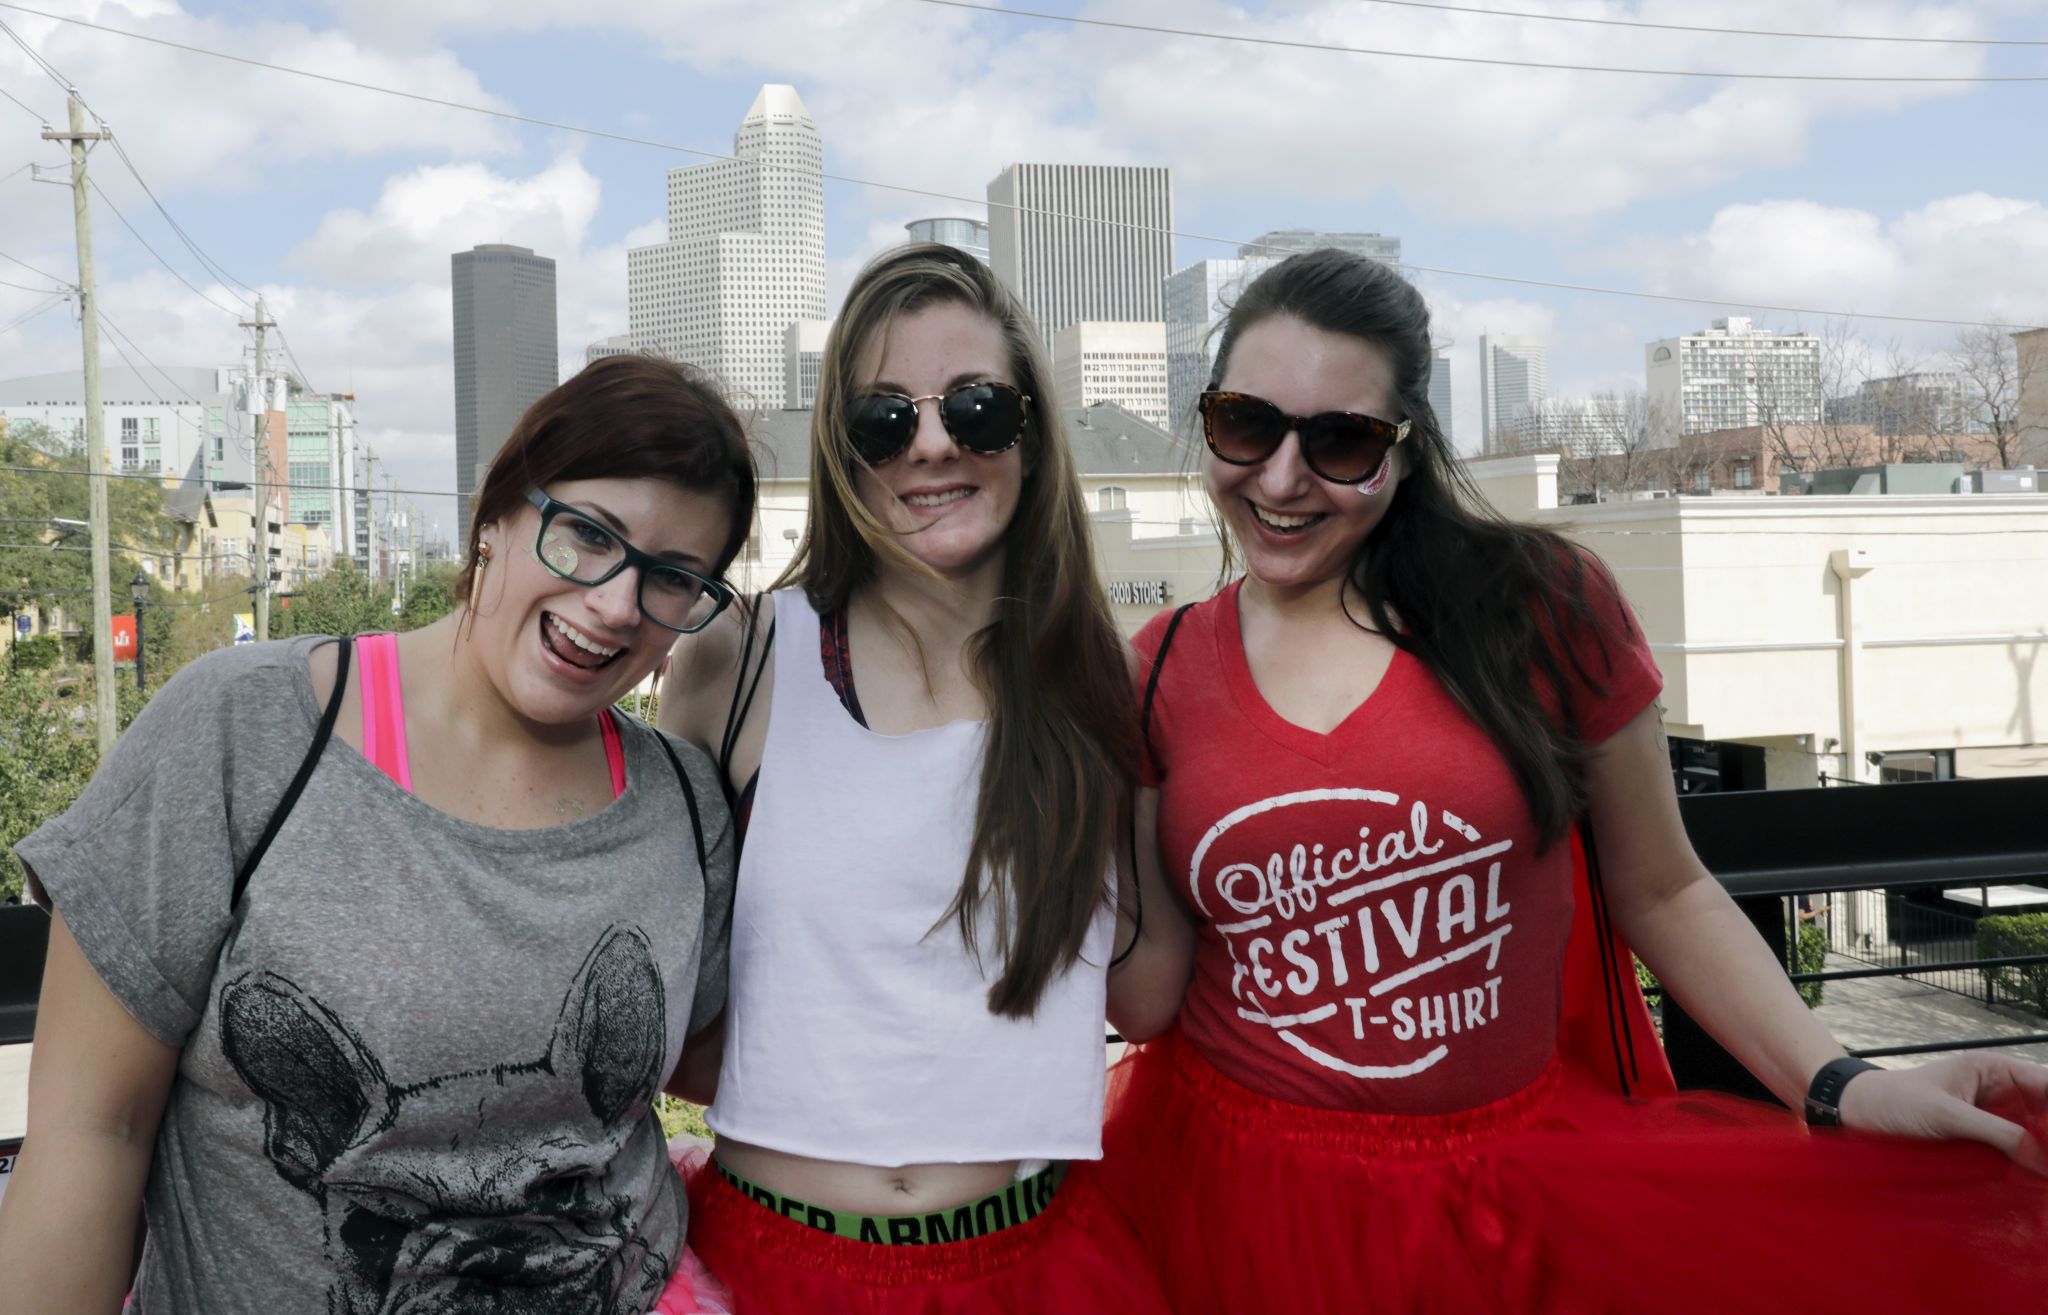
[17,636,734,1315]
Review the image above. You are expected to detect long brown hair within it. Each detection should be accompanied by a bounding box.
[460,353,757,598]
[1211,250,1627,850]
[780,242,1139,1017]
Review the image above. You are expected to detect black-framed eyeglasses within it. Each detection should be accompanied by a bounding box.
[525,488,736,634]
[846,381,1031,466]
[1198,390,1412,485]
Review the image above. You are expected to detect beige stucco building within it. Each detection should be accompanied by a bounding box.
[1470,453,2048,786]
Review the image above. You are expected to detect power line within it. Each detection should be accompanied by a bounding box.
[102,135,258,305]
[0,81,47,121]
[0,13,70,92]
[0,289,66,336]
[2,2,2037,332]
[0,273,63,293]
[0,246,67,285]
[95,308,204,405]
[911,0,2048,83]
[1348,0,2048,47]
[85,173,244,317]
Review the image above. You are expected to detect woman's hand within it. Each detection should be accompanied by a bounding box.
[1838,1054,2048,1174]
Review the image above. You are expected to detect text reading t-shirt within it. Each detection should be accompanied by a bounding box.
[1138,567,1661,1113]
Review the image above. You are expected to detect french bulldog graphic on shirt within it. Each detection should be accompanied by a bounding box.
[219,925,676,1315]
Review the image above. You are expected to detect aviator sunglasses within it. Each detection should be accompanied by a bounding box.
[1198,390,1413,485]
[846,381,1032,466]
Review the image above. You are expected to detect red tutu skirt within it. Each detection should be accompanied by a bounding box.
[1099,1028,2048,1315]
[680,1148,1171,1314]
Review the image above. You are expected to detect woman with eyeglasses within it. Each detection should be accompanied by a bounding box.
[1,354,753,1315]
[656,243,1168,1312]
[1097,249,2048,1315]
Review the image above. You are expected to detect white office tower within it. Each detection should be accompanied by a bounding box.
[627,84,826,407]
[1647,317,1822,440]
[1053,322,1170,431]
[784,318,831,409]
[986,164,1173,338]
[1478,333,1550,456]
[1239,229,1401,265]
[905,216,990,263]
[1428,350,1454,447]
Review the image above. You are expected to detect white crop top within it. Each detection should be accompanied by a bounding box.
[705,589,1113,1167]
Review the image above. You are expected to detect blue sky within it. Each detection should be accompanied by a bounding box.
[2,0,2044,541]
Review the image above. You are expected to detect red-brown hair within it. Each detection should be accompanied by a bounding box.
[460,354,757,598]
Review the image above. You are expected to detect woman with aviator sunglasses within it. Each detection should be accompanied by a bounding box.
[657,242,1168,1312]
[1095,249,2048,1315]
[1,354,756,1315]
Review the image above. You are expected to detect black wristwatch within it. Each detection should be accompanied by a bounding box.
[1804,1056,1880,1127]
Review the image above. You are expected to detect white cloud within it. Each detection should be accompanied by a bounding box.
[1632,193,2048,343]
[0,0,515,189]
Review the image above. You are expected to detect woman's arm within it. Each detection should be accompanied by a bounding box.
[0,911,180,1314]
[1107,787,1195,1044]
[1591,704,2048,1168]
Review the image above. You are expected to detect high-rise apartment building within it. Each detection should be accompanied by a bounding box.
[1647,317,1821,441]
[783,318,831,409]
[986,163,1173,337]
[283,387,359,555]
[1478,333,1549,455]
[1826,372,1976,436]
[1053,322,1170,431]
[1239,229,1402,265]
[452,243,557,542]
[905,216,990,263]
[1428,350,1454,447]
[627,85,826,408]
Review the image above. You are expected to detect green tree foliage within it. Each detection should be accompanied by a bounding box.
[1980,913,2048,1015]
[272,563,397,639]
[0,669,149,902]
[0,420,183,618]
[397,563,459,632]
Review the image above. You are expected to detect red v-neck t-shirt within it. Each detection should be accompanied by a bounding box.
[1135,565,1662,1113]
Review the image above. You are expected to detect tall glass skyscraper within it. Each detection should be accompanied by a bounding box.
[904,216,990,263]
[986,163,1173,338]
[452,243,556,543]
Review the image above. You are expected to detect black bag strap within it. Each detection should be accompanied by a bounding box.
[651,731,710,878]
[718,592,775,782]
[234,638,352,907]
[1111,603,1198,970]
[1577,814,1644,1096]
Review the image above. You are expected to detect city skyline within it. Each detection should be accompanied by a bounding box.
[1,2,2042,533]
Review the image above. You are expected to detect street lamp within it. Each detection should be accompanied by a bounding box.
[130,570,149,690]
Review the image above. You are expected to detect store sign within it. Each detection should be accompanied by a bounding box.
[110,615,137,662]
[233,613,256,644]
[1108,579,1171,607]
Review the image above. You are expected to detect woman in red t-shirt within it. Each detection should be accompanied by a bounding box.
[1099,248,2048,1315]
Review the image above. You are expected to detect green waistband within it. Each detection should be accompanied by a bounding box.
[716,1160,1069,1245]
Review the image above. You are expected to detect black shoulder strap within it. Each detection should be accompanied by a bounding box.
[652,732,710,880]
[1111,603,1198,970]
[1577,814,1643,1096]
[234,638,352,907]
[718,592,775,781]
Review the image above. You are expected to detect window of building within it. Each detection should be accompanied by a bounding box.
[1098,485,1128,512]
[1732,461,1754,490]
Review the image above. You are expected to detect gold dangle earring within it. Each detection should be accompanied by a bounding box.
[467,541,493,613]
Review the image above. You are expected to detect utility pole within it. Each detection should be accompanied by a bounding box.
[241,297,276,640]
[361,447,377,581]
[44,90,117,754]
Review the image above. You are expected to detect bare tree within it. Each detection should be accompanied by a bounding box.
[1952,321,2029,469]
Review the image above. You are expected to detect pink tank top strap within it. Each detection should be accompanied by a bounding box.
[357,631,625,799]
[599,708,627,799]
[355,632,413,791]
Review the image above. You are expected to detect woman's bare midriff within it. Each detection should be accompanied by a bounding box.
[714,1136,1022,1215]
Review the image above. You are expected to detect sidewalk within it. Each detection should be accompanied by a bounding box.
[1810,954,2048,1068]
